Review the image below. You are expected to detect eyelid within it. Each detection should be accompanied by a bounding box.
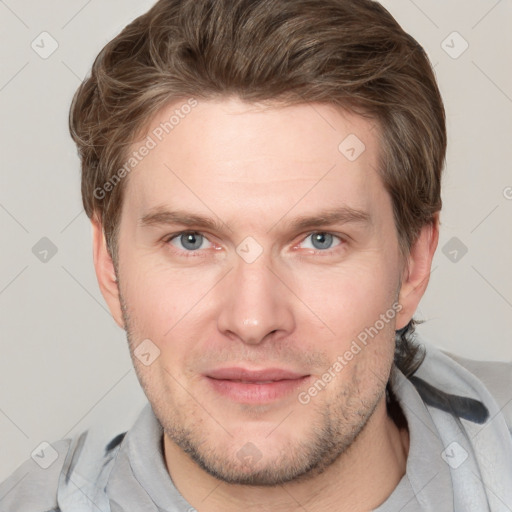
[294,232,345,253]
[165,231,216,254]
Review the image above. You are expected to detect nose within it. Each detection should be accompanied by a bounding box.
[216,254,295,345]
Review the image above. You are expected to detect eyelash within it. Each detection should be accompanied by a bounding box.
[163,231,346,258]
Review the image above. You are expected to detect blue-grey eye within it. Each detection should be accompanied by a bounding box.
[302,232,341,251]
[171,232,209,251]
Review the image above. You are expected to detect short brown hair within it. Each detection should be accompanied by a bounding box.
[69,0,446,375]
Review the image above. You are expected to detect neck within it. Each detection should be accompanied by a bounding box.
[163,395,409,512]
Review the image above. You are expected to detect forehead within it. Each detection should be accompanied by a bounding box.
[121,98,386,226]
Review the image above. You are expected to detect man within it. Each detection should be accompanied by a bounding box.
[1,0,511,510]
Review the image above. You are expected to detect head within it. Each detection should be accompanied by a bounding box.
[70,0,444,486]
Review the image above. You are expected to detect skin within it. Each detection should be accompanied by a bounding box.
[92,98,439,511]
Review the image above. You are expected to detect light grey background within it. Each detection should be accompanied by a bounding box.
[0,0,511,481]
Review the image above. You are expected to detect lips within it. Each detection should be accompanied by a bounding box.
[204,367,311,403]
[206,367,308,382]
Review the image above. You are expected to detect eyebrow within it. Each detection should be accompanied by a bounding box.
[138,206,372,233]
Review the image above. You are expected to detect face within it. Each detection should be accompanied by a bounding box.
[96,98,426,486]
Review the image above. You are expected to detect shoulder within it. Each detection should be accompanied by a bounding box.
[0,438,71,512]
[0,430,127,512]
[440,350,512,427]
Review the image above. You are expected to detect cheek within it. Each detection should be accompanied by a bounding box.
[294,258,399,336]
[120,262,177,337]
[120,258,219,348]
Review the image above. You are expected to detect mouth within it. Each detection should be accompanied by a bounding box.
[204,367,311,403]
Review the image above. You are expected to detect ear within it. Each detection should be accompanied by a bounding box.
[395,213,439,330]
[91,218,125,329]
